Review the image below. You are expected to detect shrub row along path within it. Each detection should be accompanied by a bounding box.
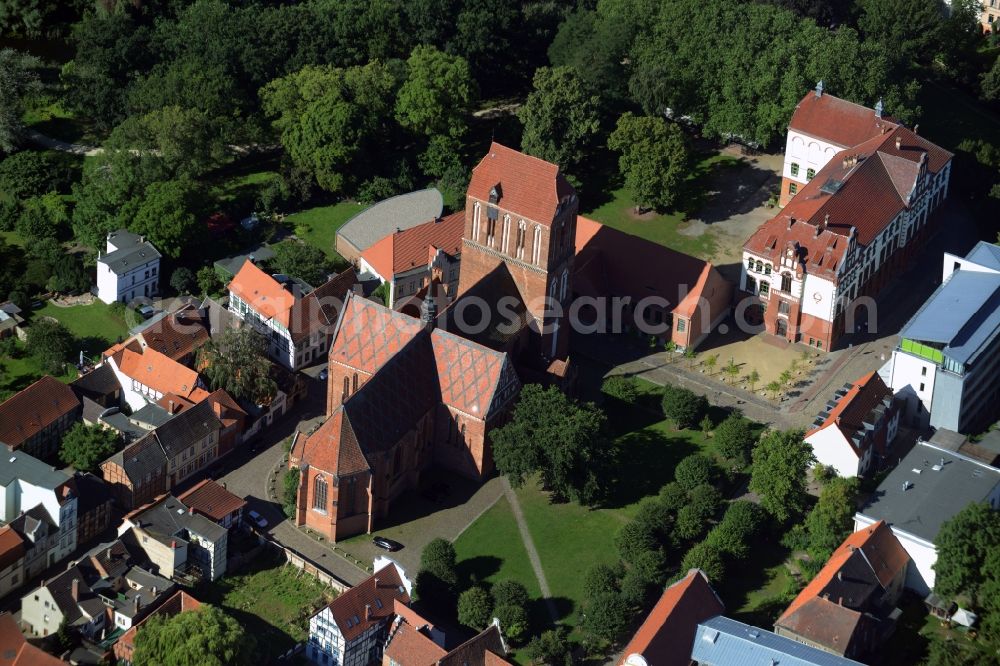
[502,477,560,624]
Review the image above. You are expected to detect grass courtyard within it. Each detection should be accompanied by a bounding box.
[34,300,130,355]
[194,550,338,662]
[285,201,366,263]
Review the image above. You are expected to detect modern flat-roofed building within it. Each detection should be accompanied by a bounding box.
[886,241,1000,433]
[854,439,1000,595]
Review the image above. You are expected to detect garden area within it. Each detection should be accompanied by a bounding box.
[193,549,338,663]
[284,201,365,263]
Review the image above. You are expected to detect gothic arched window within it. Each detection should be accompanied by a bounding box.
[342,377,349,403]
[501,215,511,254]
[472,203,481,241]
[516,220,526,259]
[313,475,327,511]
[532,227,542,265]
[780,273,792,292]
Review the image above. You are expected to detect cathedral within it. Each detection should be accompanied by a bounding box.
[289,144,578,541]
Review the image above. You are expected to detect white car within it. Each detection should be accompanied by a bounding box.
[248,510,268,529]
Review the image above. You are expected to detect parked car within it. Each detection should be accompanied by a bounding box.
[248,510,268,529]
[137,304,155,319]
[372,536,403,551]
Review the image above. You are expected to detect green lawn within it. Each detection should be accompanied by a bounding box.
[34,300,130,355]
[286,201,365,262]
[0,231,25,248]
[583,154,742,259]
[22,95,99,145]
[454,496,542,599]
[0,343,75,396]
[195,552,337,662]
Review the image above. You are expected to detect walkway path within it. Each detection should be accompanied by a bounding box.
[26,129,101,156]
[502,477,560,623]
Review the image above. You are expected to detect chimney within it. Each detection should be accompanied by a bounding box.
[212,401,223,418]
[189,505,194,515]
[171,539,177,549]
[895,136,902,150]
[837,571,843,582]
[134,596,141,613]
[875,98,883,118]
[151,586,157,597]
[71,578,80,602]
[106,547,113,560]
[913,124,919,135]
[815,224,823,238]
[374,577,379,588]
[842,157,850,169]
[815,80,824,98]
[788,217,796,229]
[168,400,175,414]
[365,604,372,620]
[838,597,843,606]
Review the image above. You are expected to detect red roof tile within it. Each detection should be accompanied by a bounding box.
[177,479,246,523]
[329,293,425,376]
[0,612,64,666]
[325,564,410,642]
[806,372,893,448]
[0,527,24,572]
[788,91,898,148]
[360,212,464,280]
[116,347,199,398]
[295,410,369,476]
[138,305,210,361]
[0,376,80,449]
[467,142,574,226]
[617,569,725,666]
[227,259,296,328]
[384,619,447,666]
[438,625,511,666]
[288,268,358,343]
[430,329,512,418]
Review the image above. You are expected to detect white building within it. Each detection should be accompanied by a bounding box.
[740,87,952,351]
[0,448,77,568]
[805,371,899,478]
[306,562,410,666]
[854,440,1000,595]
[96,230,161,305]
[227,260,357,371]
[885,241,1000,434]
[104,344,202,412]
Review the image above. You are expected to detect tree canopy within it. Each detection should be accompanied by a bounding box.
[748,429,813,522]
[661,385,708,430]
[196,327,276,405]
[607,113,689,211]
[131,605,257,666]
[0,49,41,153]
[933,502,1000,604]
[268,241,336,286]
[805,476,859,558]
[396,45,476,139]
[59,423,119,472]
[26,319,74,375]
[490,384,612,505]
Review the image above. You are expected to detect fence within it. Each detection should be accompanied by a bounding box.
[264,539,351,593]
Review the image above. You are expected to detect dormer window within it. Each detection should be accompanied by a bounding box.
[489,184,501,204]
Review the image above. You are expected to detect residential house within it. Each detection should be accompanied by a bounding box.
[980,0,999,31]
[854,439,1000,594]
[805,372,899,477]
[71,365,122,427]
[214,244,276,280]
[69,473,114,547]
[0,304,24,341]
[306,562,411,666]
[774,522,910,659]
[156,389,247,458]
[96,230,161,305]
[0,612,64,666]
[20,539,172,640]
[691,616,865,665]
[118,494,228,582]
[886,241,1000,433]
[0,447,78,568]
[114,590,201,665]
[177,479,246,530]
[152,400,222,487]
[359,212,464,308]
[291,294,521,542]
[130,304,211,364]
[105,344,204,413]
[336,188,443,262]
[924,428,1000,467]
[7,512,50,580]
[740,86,952,351]
[0,376,81,460]
[100,432,169,510]
[574,217,732,351]
[0,527,24,601]
[618,569,726,666]
[99,402,171,444]
[227,260,358,371]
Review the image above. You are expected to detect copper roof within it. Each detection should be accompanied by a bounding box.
[788,90,898,148]
[617,569,725,666]
[467,142,574,226]
[0,376,80,449]
[177,479,246,522]
[324,564,409,642]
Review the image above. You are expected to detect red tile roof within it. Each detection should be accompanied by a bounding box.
[806,372,893,449]
[384,618,447,666]
[288,268,358,343]
[0,527,24,572]
[361,212,464,280]
[438,625,511,666]
[617,569,725,666]
[329,293,425,376]
[294,410,369,476]
[177,479,246,523]
[138,305,210,361]
[227,259,296,328]
[788,90,898,148]
[325,564,410,642]
[776,521,909,652]
[467,142,574,226]
[430,329,512,418]
[116,347,199,398]
[0,376,80,449]
[745,126,952,280]
[0,612,64,666]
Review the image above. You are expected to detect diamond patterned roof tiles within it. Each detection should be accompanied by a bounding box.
[330,293,425,375]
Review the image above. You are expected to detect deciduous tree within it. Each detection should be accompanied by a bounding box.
[132,604,256,666]
[59,423,119,472]
[268,241,335,286]
[674,454,714,491]
[680,541,725,582]
[457,586,493,630]
[715,412,756,464]
[517,66,601,175]
[661,385,708,429]
[0,49,41,152]
[933,503,1000,603]
[749,429,813,522]
[25,318,74,375]
[130,178,206,260]
[607,113,689,211]
[196,327,277,405]
[396,45,476,139]
[805,476,859,558]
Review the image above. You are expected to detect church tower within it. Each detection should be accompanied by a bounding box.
[454,143,578,361]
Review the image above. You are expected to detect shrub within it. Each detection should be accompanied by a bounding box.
[674,454,715,491]
[494,603,529,644]
[661,385,708,429]
[457,586,493,630]
[602,375,639,403]
[680,542,725,582]
[491,580,529,609]
[281,468,300,518]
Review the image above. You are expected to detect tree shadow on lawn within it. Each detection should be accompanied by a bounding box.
[529,596,574,631]
[605,428,699,509]
[601,394,664,438]
[219,606,299,663]
[717,532,791,618]
[456,555,502,588]
[686,156,778,225]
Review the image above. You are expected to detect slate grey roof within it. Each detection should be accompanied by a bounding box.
[0,447,71,490]
[101,412,152,443]
[337,188,443,253]
[71,364,120,402]
[691,616,864,666]
[858,441,1000,543]
[131,403,173,429]
[214,244,276,278]
[99,230,161,275]
[900,265,1000,366]
[44,566,104,625]
[153,401,221,459]
[129,495,226,544]
[965,240,1000,271]
[104,432,168,481]
[116,567,173,618]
